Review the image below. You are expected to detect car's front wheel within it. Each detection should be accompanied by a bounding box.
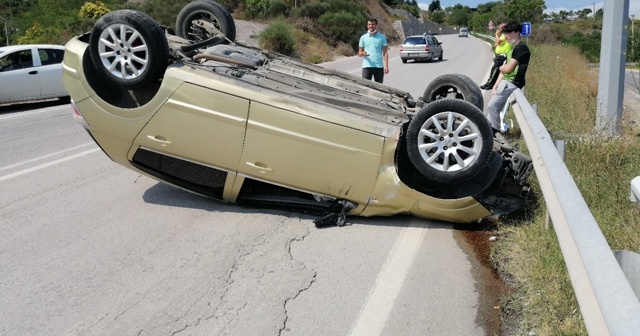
[406,99,492,184]
[89,10,169,90]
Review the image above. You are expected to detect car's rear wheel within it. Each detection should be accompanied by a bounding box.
[406,99,493,184]
[176,0,236,43]
[422,73,483,111]
[89,10,169,90]
[401,58,407,63]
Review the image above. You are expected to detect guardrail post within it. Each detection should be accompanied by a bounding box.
[613,251,640,302]
[631,176,640,207]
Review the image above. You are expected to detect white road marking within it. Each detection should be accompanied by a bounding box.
[0,148,101,182]
[349,225,426,336]
[0,143,95,172]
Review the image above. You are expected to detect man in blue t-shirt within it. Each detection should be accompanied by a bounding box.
[358,18,389,84]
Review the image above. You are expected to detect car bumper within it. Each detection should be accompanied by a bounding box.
[400,52,435,60]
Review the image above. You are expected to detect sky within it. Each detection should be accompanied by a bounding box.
[417,1,640,18]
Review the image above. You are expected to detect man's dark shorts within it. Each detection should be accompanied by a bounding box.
[362,67,384,84]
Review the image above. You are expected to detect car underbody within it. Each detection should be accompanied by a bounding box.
[63,1,533,227]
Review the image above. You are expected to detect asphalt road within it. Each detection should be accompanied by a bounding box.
[0,34,498,335]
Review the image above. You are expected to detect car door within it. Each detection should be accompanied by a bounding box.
[238,102,383,204]
[0,49,40,103]
[429,36,442,56]
[35,48,67,98]
[133,83,249,174]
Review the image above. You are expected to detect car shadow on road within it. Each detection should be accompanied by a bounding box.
[142,182,319,218]
[141,182,487,231]
[0,98,70,115]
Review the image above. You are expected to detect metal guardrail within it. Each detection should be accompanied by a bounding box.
[477,28,640,334]
[511,89,640,335]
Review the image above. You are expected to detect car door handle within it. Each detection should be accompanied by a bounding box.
[246,162,272,173]
[147,135,172,146]
[28,70,38,75]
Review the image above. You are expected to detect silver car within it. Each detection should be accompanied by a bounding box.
[459,28,469,37]
[399,34,443,63]
[0,44,68,105]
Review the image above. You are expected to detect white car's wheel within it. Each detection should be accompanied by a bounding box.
[406,99,492,184]
[89,10,169,90]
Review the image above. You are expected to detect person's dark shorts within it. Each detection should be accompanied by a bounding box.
[362,67,384,84]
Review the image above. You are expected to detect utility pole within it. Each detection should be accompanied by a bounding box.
[632,15,636,62]
[596,0,630,135]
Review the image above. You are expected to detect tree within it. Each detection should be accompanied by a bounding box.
[447,4,471,27]
[500,0,545,23]
[577,8,592,19]
[428,0,440,13]
[430,10,445,24]
[0,0,37,17]
[594,8,604,20]
[476,1,500,14]
[559,10,569,21]
[468,11,493,32]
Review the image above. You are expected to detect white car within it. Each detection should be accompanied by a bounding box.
[459,28,469,38]
[0,44,68,105]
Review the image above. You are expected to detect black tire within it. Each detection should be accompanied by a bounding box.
[406,99,493,184]
[176,0,236,43]
[438,51,443,61]
[89,10,169,90]
[401,58,407,63]
[422,73,484,111]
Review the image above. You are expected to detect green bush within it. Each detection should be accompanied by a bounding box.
[562,31,601,62]
[78,1,111,19]
[259,20,296,56]
[290,2,331,19]
[268,0,289,18]
[318,11,365,46]
[246,0,271,18]
[17,23,61,44]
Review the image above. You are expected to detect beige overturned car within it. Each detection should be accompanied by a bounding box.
[62,0,532,227]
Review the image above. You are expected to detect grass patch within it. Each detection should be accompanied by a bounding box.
[494,43,640,335]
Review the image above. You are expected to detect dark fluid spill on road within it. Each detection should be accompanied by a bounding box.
[453,221,511,336]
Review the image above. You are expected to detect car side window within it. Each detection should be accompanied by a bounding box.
[0,52,25,72]
[39,49,64,66]
[18,50,33,69]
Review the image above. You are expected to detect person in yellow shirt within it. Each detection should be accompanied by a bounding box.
[480,23,512,90]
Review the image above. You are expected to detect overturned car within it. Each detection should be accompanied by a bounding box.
[62,0,532,226]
